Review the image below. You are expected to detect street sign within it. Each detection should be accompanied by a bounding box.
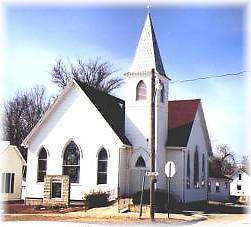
[146,171,159,177]
[165,161,176,219]
[165,161,176,178]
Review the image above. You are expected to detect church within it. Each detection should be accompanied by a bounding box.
[22,13,212,205]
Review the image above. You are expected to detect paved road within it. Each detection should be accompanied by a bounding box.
[190,213,251,226]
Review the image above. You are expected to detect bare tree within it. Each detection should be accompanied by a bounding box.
[3,86,50,160]
[50,57,124,93]
[240,155,250,173]
[209,144,236,177]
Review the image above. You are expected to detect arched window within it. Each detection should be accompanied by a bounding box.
[160,83,165,103]
[37,147,47,182]
[97,148,108,184]
[208,181,211,192]
[63,141,80,183]
[194,146,199,188]
[136,80,147,101]
[186,152,190,189]
[202,154,205,176]
[201,153,206,187]
[135,156,146,168]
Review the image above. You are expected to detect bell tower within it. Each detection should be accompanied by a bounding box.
[124,13,170,189]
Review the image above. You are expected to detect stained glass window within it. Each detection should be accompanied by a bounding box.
[63,141,80,183]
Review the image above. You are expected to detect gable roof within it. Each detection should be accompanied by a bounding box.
[166,99,200,147]
[0,141,10,154]
[22,80,131,147]
[0,143,26,165]
[230,169,249,178]
[74,80,131,146]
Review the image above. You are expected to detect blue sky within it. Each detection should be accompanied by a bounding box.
[4,5,246,161]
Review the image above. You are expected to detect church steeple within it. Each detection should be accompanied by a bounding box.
[129,13,166,76]
[124,12,169,191]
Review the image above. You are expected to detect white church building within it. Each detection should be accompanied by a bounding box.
[22,13,212,205]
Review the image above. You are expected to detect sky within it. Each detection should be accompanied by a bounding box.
[3,4,246,161]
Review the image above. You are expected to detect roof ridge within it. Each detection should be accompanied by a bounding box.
[75,79,131,146]
[74,79,125,103]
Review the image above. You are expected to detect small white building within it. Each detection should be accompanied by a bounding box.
[230,170,251,199]
[0,141,26,202]
[21,13,212,205]
[208,177,231,202]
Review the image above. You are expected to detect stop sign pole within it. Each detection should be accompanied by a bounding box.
[165,161,176,219]
[168,163,171,218]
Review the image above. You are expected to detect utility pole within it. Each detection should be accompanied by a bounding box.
[150,68,156,220]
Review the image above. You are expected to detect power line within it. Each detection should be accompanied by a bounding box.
[170,71,247,84]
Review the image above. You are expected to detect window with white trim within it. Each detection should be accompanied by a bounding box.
[63,141,80,183]
[136,80,147,101]
[201,153,206,187]
[51,179,62,199]
[37,148,47,182]
[216,182,220,192]
[160,83,165,103]
[208,181,211,192]
[135,156,146,168]
[194,146,199,188]
[97,148,108,184]
[1,173,15,193]
[186,152,191,189]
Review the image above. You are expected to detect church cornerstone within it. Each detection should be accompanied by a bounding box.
[43,175,70,207]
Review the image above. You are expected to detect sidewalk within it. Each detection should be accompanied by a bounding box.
[1,203,207,224]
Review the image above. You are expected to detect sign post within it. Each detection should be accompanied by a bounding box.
[165,161,176,219]
[139,170,146,218]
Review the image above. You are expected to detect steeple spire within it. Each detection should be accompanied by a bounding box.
[147,0,151,13]
[129,13,166,76]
